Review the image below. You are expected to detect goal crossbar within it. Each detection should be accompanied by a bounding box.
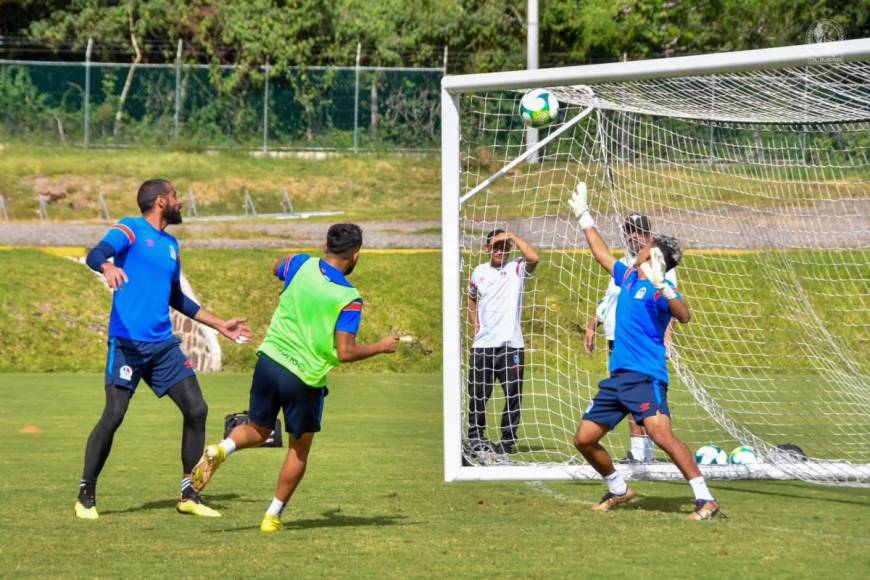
[441,39,870,93]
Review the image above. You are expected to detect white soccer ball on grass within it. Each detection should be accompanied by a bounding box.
[729,445,760,465]
[694,445,727,465]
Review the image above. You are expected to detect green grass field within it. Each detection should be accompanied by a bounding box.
[0,372,868,578]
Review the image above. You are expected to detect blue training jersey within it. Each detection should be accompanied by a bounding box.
[100,217,182,342]
[275,254,363,335]
[609,261,681,383]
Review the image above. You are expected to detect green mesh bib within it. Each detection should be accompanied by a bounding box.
[258,258,361,387]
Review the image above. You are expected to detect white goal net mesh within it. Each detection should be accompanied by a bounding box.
[456,57,870,486]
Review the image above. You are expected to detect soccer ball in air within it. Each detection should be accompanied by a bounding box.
[519,89,560,128]
[729,445,760,465]
[694,445,727,465]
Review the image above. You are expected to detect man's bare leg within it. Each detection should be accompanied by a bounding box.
[260,433,314,532]
[573,420,635,511]
[642,413,721,519]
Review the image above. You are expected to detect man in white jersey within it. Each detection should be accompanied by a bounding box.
[467,229,539,456]
[584,213,676,463]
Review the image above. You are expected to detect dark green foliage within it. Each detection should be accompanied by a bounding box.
[2,1,868,147]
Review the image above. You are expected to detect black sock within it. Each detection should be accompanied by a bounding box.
[78,480,96,507]
[181,477,197,500]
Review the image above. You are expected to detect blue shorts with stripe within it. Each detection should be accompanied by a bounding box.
[582,371,670,430]
[105,337,195,397]
[248,353,328,440]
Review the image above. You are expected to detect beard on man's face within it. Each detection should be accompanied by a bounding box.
[344,257,358,276]
[163,204,183,225]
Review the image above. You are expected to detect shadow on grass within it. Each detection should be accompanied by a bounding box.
[623,495,691,515]
[206,508,411,534]
[101,493,247,515]
[710,483,870,507]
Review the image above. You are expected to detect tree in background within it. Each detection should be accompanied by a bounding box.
[1,0,867,145]
[11,0,867,71]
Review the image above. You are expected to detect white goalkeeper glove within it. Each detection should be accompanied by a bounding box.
[639,247,677,300]
[568,181,596,230]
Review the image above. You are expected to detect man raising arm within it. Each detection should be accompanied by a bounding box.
[567,183,720,521]
[466,229,538,458]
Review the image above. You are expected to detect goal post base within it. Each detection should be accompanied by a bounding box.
[447,462,870,484]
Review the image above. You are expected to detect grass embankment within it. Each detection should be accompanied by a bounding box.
[1,372,869,577]
[1,248,866,376]
[0,248,442,374]
[0,145,441,222]
[3,145,867,227]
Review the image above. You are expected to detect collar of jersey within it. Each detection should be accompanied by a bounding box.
[134,216,171,239]
[488,259,515,270]
[319,258,353,288]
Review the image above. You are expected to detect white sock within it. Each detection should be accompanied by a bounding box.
[643,437,654,462]
[219,438,236,457]
[630,436,648,461]
[266,497,286,517]
[689,476,715,501]
[604,471,628,496]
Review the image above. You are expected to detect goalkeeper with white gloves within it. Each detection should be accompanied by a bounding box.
[568,182,722,521]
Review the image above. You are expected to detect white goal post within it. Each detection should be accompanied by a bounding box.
[441,39,870,485]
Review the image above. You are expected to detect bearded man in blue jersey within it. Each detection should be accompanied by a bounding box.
[74,179,251,520]
[568,183,722,521]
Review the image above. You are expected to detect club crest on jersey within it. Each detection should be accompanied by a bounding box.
[169,245,177,260]
[119,365,133,381]
[634,287,647,300]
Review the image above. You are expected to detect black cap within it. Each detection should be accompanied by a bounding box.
[623,213,651,236]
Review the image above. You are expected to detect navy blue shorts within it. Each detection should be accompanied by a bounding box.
[582,371,670,430]
[248,353,328,440]
[105,337,195,397]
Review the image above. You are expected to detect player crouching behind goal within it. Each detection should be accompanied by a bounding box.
[190,224,399,532]
[568,183,723,521]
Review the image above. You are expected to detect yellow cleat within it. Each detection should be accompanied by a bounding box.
[260,514,283,533]
[74,501,99,520]
[177,493,221,518]
[191,444,227,493]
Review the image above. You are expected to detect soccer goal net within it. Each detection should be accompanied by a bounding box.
[441,39,870,486]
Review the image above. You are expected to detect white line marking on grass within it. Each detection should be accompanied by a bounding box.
[525,481,594,506]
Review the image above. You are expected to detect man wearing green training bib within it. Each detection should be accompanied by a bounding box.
[190,224,398,532]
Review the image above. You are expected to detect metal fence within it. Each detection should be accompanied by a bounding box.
[0,41,444,151]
